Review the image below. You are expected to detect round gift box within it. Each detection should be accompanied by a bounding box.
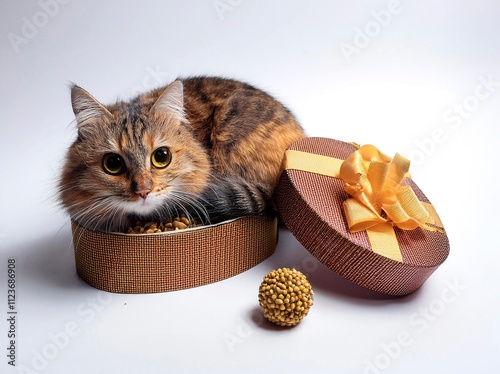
[72,216,278,293]
[274,137,450,296]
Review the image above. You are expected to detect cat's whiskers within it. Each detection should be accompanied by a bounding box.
[71,197,130,247]
[70,196,117,229]
[167,189,211,225]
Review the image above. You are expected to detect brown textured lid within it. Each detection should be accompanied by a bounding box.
[72,216,277,293]
[274,137,449,296]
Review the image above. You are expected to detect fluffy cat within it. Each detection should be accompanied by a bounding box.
[59,76,304,232]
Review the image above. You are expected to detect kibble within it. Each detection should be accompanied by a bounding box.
[258,268,313,327]
[124,216,197,234]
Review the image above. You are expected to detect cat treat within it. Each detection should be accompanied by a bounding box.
[258,268,314,327]
[124,216,197,234]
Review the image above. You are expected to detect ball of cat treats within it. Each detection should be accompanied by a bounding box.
[258,268,313,327]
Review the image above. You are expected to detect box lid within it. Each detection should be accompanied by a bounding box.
[274,137,449,296]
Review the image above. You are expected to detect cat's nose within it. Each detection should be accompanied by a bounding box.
[131,177,152,199]
[135,189,151,199]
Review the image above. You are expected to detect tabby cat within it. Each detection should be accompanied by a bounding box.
[59,76,304,232]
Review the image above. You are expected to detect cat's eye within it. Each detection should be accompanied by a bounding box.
[102,153,126,175]
[151,147,172,169]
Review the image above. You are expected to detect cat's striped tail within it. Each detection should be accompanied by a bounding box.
[201,176,276,224]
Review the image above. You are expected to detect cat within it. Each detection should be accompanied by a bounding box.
[59,76,304,232]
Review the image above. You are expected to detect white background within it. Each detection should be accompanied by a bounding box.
[1,1,499,373]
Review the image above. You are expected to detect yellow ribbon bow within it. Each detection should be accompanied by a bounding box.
[339,145,440,233]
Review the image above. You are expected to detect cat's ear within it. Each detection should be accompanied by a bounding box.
[71,85,113,138]
[150,80,186,121]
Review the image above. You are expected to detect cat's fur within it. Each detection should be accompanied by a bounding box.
[59,76,304,232]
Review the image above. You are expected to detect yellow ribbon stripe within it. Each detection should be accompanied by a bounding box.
[283,150,343,178]
[365,223,401,262]
[283,147,444,263]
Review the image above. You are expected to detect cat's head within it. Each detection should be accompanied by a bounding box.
[59,81,211,232]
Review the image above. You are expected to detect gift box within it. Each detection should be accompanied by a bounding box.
[72,216,277,293]
[274,137,449,296]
